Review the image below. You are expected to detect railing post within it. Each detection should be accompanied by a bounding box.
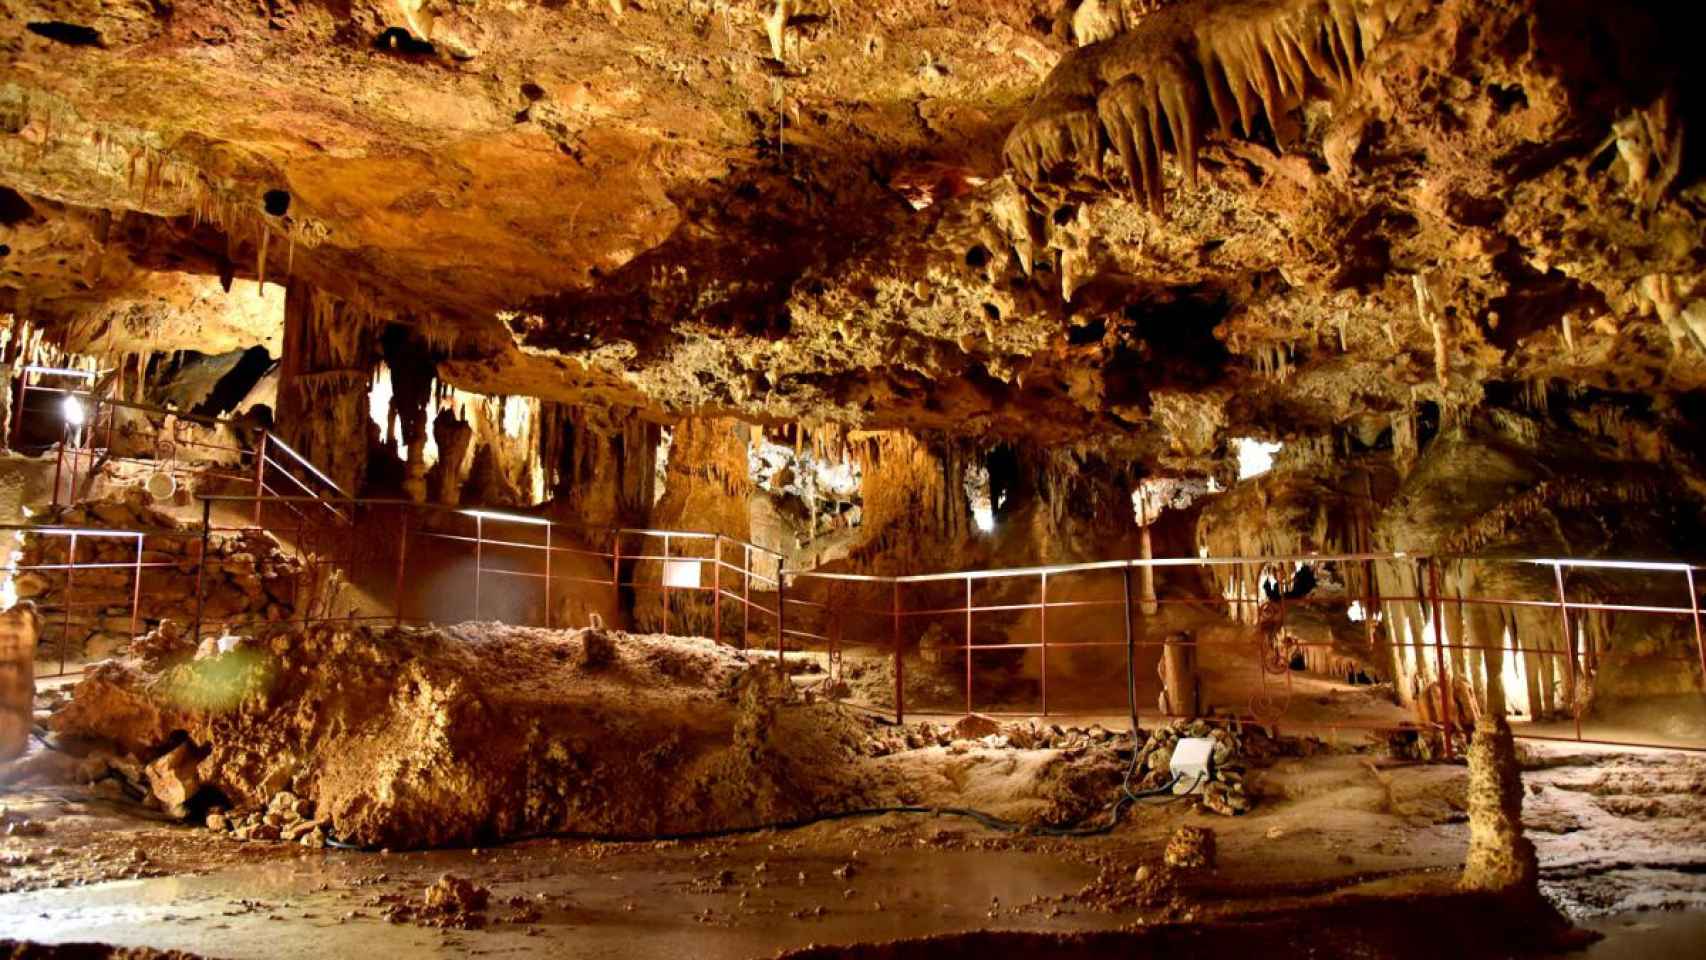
[543,521,553,630]
[52,421,66,509]
[712,535,722,644]
[1122,564,1135,726]
[473,514,484,621]
[1362,558,1382,690]
[192,498,210,647]
[776,569,786,673]
[60,532,77,675]
[892,578,904,725]
[129,533,143,644]
[252,431,268,528]
[964,576,973,716]
[1425,558,1453,756]
[662,533,671,636]
[1553,561,1582,742]
[611,533,622,623]
[393,508,409,628]
[1688,567,1705,697]
[1040,571,1049,717]
[742,543,751,650]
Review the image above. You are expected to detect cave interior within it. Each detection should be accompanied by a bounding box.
[2,1,1706,957]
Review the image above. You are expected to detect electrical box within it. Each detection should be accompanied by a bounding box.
[1170,736,1216,794]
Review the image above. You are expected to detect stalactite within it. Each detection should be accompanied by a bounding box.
[1413,273,1451,389]
[1391,405,1418,475]
[1006,0,1396,214]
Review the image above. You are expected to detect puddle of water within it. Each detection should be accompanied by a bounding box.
[1574,910,1706,959]
[0,845,1104,960]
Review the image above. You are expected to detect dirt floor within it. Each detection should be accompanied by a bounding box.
[3,629,1706,958]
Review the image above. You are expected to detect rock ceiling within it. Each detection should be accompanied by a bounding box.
[1,0,1703,472]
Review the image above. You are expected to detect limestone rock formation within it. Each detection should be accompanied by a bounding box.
[1460,718,1539,895]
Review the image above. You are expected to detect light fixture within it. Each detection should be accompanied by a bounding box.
[61,395,86,427]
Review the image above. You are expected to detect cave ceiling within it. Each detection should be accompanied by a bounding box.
[1,0,1703,472]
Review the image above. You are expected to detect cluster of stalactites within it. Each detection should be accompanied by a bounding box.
[1005,0,1396,214]
[849,432,973,557]
[542,404,657,521]
[1071,0,1184,46]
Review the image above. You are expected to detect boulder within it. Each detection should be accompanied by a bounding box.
[145,742,203,809]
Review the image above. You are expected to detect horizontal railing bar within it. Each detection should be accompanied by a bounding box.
[478,567,547,580]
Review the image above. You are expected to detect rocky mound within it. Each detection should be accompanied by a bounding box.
[48,622,878,848]
[40,622,1169,849]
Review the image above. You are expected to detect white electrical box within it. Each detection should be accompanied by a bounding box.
[1170,736,1216,794]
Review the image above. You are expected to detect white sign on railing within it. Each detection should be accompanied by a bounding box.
[663,559,702,589]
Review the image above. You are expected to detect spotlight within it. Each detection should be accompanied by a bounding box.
[61,395,86,427]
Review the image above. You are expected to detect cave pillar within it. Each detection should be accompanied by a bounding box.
[548,406,657,530]
[382,327,439,504]
[851,431,972,573]
[1160,631,1199,717]
[1512,604,1561,719]
[0,601,37,762]
[429,408,474,507]
[1460,717,1539,896]
[1461,562,1506,720]
[1139,524,1159,615]
[276,283,375,495]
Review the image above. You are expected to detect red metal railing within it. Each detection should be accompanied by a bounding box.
[194,494,786,653]
[10,363,353,527]
[781,552,1706,755]
[9,496,789,679]
[10,474,1702,756]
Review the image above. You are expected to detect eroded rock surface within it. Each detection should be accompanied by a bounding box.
[44,623,1151,848]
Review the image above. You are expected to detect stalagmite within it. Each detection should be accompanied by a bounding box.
[1460,718,1539,896]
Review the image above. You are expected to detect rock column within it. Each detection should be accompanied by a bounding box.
[1460,716,1538,895]
[0,601,40,761]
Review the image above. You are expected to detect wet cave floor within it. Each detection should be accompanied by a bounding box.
[3,741,1705,959]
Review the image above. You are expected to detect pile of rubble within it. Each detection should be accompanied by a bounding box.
[858,716,1136,757]
[1133,719,1275,816]
[1163,825,1217,870]
[870,715,1273,817]
[381,874,494,929]
[204,790,330,848]
[11,493,302,662]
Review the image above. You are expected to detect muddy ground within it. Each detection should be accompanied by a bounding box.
[3,629,1705,958]
[2,739,1704,957]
